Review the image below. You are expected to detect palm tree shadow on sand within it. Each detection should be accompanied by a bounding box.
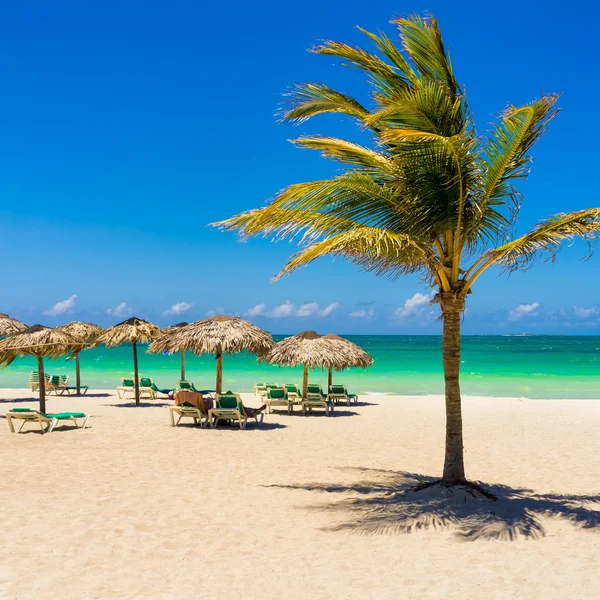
[267,467,600,540]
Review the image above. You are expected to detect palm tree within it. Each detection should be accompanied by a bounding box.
[214,15,600,488]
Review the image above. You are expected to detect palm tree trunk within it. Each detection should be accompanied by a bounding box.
[302,364,309,400]
[181,351,186,382]
[132,342,139,405]
[441,293,466,484]
[37,354,46,413]
[216,353,223,394]
[75,352,81,395]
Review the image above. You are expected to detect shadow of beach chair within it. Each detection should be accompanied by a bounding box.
[6,408,90,434]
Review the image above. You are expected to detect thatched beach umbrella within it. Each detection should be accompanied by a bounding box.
[0,325,82,412]
[96,317,160,405]
[260,331,345,399]
[0,313,28,337]
[147,315,273,394]
[158,322,188,381]
[322,333,374,388]
[56,321,104,395]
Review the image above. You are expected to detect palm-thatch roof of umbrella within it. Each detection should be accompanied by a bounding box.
[147,315,274,394]
[95,317,161,405]
[260,331,373,398]
[0,324,83,411]
[322,333,374,387]
[55,321,105,394]
[0,313,28,337]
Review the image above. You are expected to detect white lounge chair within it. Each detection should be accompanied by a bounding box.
[5,408,90,434]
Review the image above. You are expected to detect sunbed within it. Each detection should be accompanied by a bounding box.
[5,408,90,434]
[116,377,154,399]
[29,371,50,392]
[209,392,265,429]
[302,384,333,416]
[46,375,70,395]
[265,387,292,414]
[179,380,215,397]
[283,383,301,404]
[140,377,174,397]
[169,401,209,427]
[328,384,359,406]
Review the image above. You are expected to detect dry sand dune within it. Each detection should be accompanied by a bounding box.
[1,390,599,599]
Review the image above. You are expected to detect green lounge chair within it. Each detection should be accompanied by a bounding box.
[169,401,209,427]
[140,377,174,397]
[29,371,50,392]
[209,392,265,429]
[116,377,154,399]
[283,383,301,404]
[265,387,292,414]
[328,384,358,406]
[179,381,215,397]
[6,408,90,434]
[46,375,69,395]
[302,384,333,416]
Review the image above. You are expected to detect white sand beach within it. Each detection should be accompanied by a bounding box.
[1,390,599,599]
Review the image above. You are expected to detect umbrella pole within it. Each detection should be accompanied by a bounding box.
[328,367,332,390]
[181,351,185,382]
[37,354,46,413]
[216,353,222,395]
[75,352,81,395]
[132,342,140,405]
[302,363,308,400]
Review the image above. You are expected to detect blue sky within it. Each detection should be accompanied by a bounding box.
[1,0,599,334]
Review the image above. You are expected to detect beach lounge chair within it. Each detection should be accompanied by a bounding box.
[179,381,215,397]
[116,378,154,399]
[46,375,70,395]
[209,392,265,429]
[328,384,358,406]
[29,371,50,392]
[302,384,333,416]
[5,408,90,434]
[169,401,209,427]
[265,387,292,414]
[284,383,301,405]
[140,377,174,397]
[257,383,281,402]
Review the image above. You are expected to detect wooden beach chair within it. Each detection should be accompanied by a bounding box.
[209,392,265,429]
[265,387,292,414]
[283,383,301,405]
[328,384,358,406]
[29,371,50,392]
[302,384,333,416]
[140,377,174,398]
[6,408,90,434]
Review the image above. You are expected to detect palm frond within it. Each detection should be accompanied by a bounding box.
[274,227,438,280]
[476,209,600,273]
[480,94,560,213]
[282,83,371,125]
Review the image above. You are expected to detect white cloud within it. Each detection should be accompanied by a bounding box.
[349,308,375,319]
[508,302,540,321]
[163,302,192,316]
[271,301,295,318]
[320,302,340,317]
[394,292,432,318]
[206,307,225,318]
[297,302,318,317]
[574,306,599,319]
[44,294,77,316]
[246,303,266,317]
[105,302,133,318]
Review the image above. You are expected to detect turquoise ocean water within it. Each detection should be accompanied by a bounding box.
[1,335,599,399]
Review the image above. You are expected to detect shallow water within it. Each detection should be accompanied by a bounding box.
[2,335,599,399]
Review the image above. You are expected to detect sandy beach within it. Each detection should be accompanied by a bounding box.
[1,389,599,599]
